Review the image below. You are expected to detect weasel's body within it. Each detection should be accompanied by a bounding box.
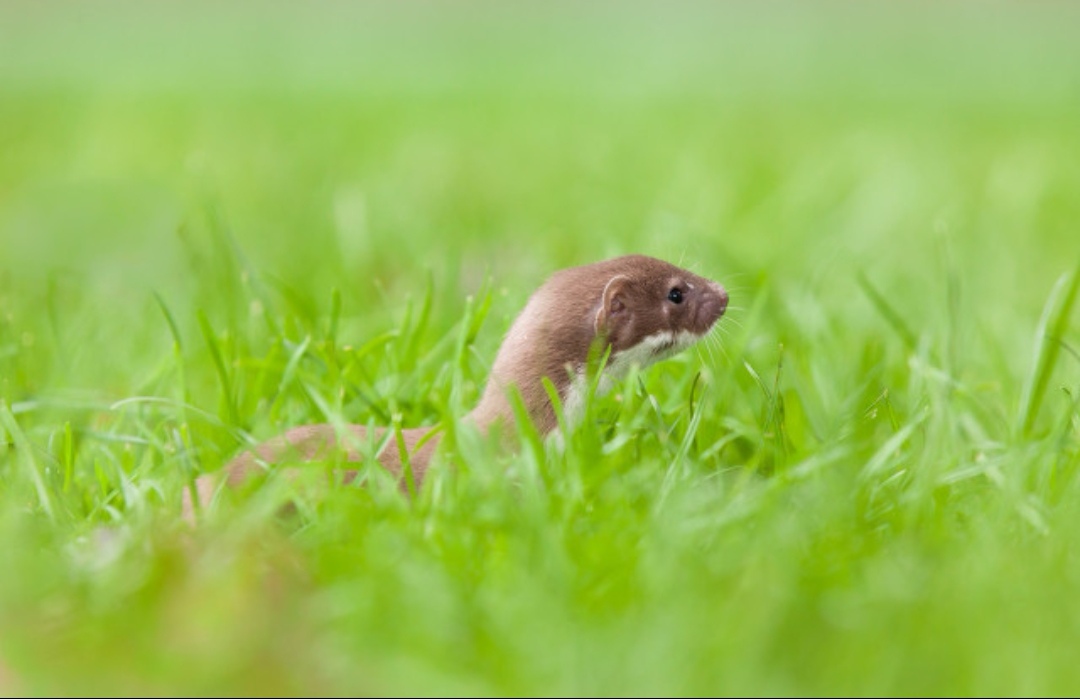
[188,255,727,516]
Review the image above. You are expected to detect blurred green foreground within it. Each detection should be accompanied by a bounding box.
[1,1,1079,695]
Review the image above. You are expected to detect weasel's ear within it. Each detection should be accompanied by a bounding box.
[594,274,630,334]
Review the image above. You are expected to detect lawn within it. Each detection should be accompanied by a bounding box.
[2,2,1079,695]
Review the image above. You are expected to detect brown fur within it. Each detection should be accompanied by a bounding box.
[185,255,727,520]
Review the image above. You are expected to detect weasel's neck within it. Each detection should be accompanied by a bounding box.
[471,290,596,436]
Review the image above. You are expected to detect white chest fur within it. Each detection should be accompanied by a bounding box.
[558,329,698,432]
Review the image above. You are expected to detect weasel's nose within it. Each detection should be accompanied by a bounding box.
[713,282,729,316]
[693,281,728,332]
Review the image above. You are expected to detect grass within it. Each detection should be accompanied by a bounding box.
[2,1,1080,695]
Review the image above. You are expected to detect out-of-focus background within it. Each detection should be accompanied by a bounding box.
[3,1,1077,391]
[2,1,1079,695]
[4,2,1077,300]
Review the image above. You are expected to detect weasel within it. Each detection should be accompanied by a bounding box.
[187,255,728,517]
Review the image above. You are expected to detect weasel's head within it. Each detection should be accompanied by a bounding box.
[593,255,728,373]
[482,254,729,434]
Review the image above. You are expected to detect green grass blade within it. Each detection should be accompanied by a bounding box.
[1019,258,1080,437]
[197,309,240,427]
[858,411,925,482]
[403,270,434,366]
[858,272,919,351]
[153,291,184,353]
[0,401,55,520]
[276,334,312,397]
[328,287,342,347]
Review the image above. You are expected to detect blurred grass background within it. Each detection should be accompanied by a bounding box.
[1,0,1080,695]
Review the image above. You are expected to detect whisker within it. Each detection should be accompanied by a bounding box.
[708,332,731,365]
[695,335,713,367]
[720,316,746,332]
[704,332,721,367]
[695,344,709,369]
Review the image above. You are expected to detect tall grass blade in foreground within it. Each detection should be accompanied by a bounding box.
[1018,256,1080,437]
[0,402,55,520]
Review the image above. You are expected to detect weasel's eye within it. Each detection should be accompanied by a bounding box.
[667,288,683,304]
